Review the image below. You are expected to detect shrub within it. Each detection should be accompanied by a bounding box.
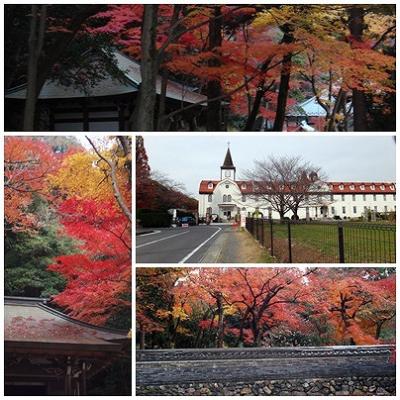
[137,210,172,228]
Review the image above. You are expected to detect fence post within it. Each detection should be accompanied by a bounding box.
[287,220,292,263]
[338,223,345,263]
[261,218,265,247]
[270,219,274,256]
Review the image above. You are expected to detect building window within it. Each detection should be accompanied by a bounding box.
[242,195,246,202]
[225,170,231,177]
[339,184,344,190]
[223,195,227,202]
[242,207,246,211]
[208,182,213,189]
[208,194,212,202]
[380,184,385,190]
[227,195,232,202]
[360,185,365,190]
[383,194,386,201]
[341,194,345,201]
[353,206,357,214]
[330,194,334,201]
[331,207,335,215]
[225,184,229,189]
[374,206,378,212]
[364,206,368,213]
[370,185,375,190]
[394,194,396,201]
[373,194,377,201]
[350,185,355,190]
[384,206,388,212]
[352,194,356,201]
[362,194,366,201]
[342,206,346,214]
[241,183,246,189]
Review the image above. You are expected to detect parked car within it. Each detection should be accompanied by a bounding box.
[177,216,196,226]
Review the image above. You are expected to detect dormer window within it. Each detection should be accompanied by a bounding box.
[339,184,344,190]
[360,185,365,190]
[380,184,385,191]
[241,183,247,190]
[208,182,213,189]
[390,185,395,190]
[350,185,355,190]
[370,185,375,190]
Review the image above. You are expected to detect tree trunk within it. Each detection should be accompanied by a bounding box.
[23,5,47,131]
[206,6,223,131]
[272,25,294,131]
[244,84,266,131]
[130,5,159,131]
[348,7,368,131]
[139,327,145,349]
[216,293,224,348]
[375,321,383,340]
[156,6,182,130]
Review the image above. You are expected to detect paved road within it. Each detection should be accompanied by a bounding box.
[136,225,229,264]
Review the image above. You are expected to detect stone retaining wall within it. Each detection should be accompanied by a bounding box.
[136,376,395,396]
[136,345,395,396]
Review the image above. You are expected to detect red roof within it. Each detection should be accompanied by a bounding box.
[329,182,396,194]
[199,180,396,195]
[199,180,255,194]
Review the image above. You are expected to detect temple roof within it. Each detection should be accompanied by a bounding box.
[5,51,207,105]
[5,297,128,354]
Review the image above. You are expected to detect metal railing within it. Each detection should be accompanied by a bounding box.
[246,218,396,263]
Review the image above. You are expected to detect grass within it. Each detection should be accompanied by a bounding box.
[262,222,396,263]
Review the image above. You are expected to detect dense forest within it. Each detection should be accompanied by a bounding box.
[137,267,395,349]
[5,4,396,131]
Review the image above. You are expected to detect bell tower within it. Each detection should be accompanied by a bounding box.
[220,145,236,180]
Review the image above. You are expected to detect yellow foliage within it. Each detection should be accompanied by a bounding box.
[48,149,131,208]
[48,151,112,201]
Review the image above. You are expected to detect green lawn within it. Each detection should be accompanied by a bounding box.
[266,223,395,263]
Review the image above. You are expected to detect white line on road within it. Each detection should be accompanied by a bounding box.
[137,230,161,237]
[178,227,222,264]
[136,230,190,249]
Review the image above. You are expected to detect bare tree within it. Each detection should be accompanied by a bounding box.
[246,156,328,220]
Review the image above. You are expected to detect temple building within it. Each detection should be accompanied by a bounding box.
[5,50,207,132]
[198,148,396,222]
[5,296,130,396]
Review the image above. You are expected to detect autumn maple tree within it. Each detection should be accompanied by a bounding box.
[48,136,132,326]
[5,136,132,328]
[5,137,59,232]
[136,267,395,349]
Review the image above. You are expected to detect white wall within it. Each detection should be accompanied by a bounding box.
[199,189,396,221]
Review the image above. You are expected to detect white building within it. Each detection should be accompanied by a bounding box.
[198,148,396,222]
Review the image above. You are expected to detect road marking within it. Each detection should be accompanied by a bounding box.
[178,227,222,264]
[136,230,190,249]
[137,230,161,237]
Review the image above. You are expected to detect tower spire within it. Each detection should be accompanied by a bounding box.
[220,145,236,179]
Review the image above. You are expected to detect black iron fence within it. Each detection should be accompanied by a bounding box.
[245,218,396,263]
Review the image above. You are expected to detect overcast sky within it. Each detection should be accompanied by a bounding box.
[143,135,396,196]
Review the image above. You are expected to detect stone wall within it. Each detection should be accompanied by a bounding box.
[136,376,395,396]
[136,345,395,396]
